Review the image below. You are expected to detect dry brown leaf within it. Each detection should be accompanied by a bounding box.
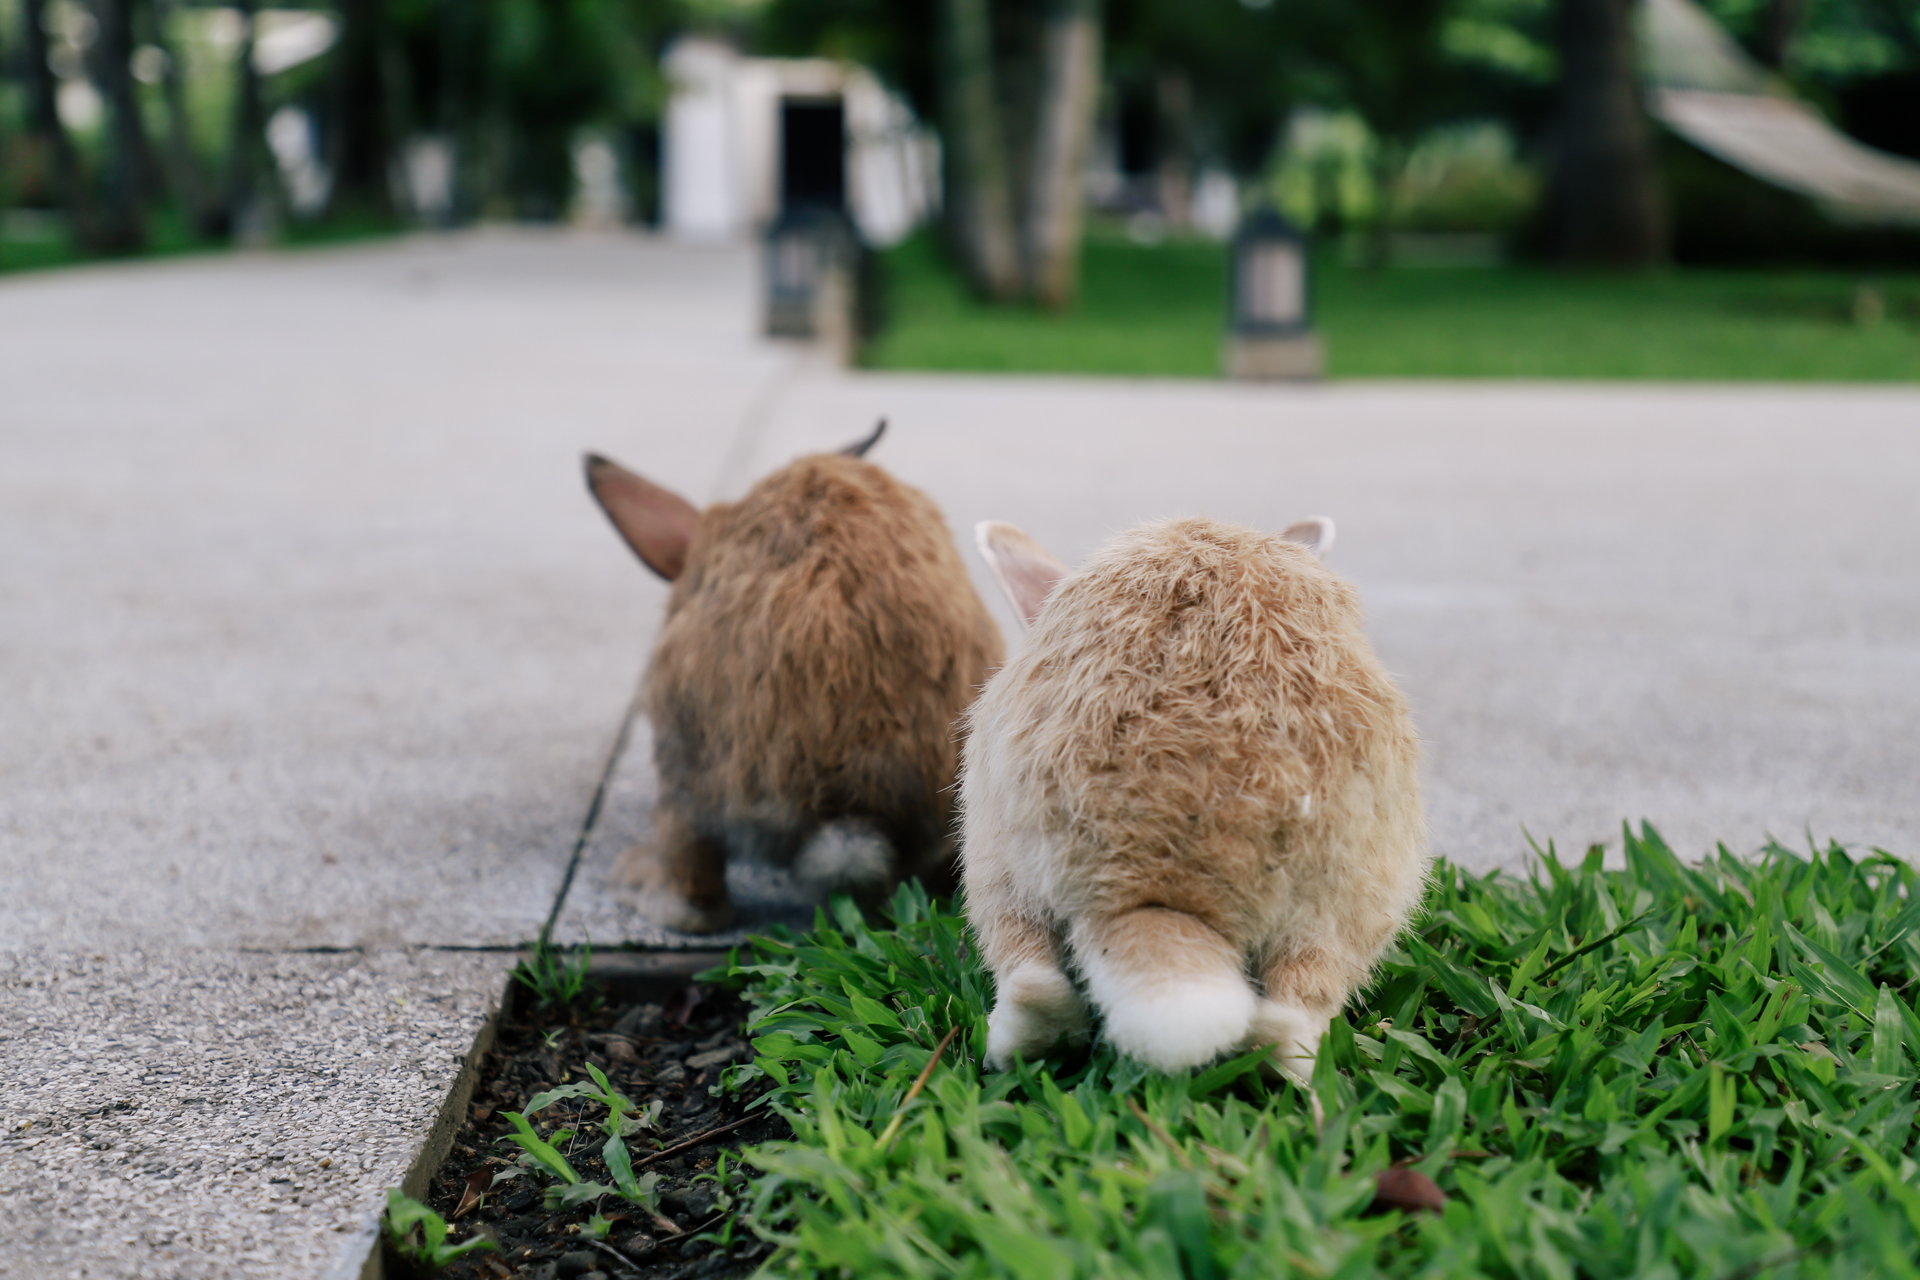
[1370,1166,1447,1215]
[452,1166,491,1220]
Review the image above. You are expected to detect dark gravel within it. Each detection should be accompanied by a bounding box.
[403,984,787,1280]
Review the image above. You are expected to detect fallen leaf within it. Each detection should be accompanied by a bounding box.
[1369,1166,1446,1215]
[453,1166,491,1220]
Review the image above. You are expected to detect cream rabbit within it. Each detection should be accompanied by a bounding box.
[961,516,1426,1082]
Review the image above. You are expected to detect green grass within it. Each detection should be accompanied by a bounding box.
[0,205,224,276]
[511,936,594,1010]
[864,232,1920,381]
[384,1189,497,1272]
[714,826,1920,1278]
[0,206,407,277]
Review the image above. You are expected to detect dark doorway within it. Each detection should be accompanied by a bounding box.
[780,97,847,213]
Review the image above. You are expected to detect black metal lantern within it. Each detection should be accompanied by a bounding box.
[1225,205,1324,378]
[763,94,859,352]
[763,205,855,344]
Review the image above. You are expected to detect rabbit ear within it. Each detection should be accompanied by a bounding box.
[839,418,887,458]
[1280,517,1335,559]
[976,521,1071,631]
[585,453,701,581]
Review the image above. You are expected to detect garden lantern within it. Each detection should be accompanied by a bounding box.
[763,94,858,356]
[1225,205,1324,379]
[763,205,857,351]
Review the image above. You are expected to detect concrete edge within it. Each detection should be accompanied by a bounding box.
[585,950,735,1006]
[319,948,732,1280]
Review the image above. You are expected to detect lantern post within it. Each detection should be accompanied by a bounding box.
[1224,206,1324,379]
[763,95,859,361]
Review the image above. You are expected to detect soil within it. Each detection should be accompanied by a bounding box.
[404,983,788,1280]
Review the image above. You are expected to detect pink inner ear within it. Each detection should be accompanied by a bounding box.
[976,521,1071,631]
[585,454,700,581]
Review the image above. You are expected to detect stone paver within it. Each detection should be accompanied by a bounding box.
[2,230,791,952]
[0,949,500,1280]
[728,373,1920,867]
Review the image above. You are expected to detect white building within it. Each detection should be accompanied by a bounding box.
[662,38,939,245]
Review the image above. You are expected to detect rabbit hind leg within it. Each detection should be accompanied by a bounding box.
[979,913,1088,1071]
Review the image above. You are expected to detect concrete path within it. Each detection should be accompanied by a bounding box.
[717,374,1920,869]
[6,230,1918,1277]
[0,230,799,1279]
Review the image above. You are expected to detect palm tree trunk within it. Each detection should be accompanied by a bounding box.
[938,0,1020,300]
[1020,0,1100,308]
[1546,0,1666,267]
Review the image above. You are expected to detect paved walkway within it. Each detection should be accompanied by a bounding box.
[0,230,798,1279]
[5,230,1918,1277]
[715,375,1920,868]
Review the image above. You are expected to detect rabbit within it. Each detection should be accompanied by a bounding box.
[584,421,1004,933]
[960,515,1427,1083]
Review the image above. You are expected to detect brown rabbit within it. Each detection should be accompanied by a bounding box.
[586,423,1004,933]
[961,516,1427,1082]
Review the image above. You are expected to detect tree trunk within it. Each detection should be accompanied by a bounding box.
[937,0,1020,300]
[1155,70,1194,228]
[328,0,395,218]
[226,0,270,242]
[1021,0,1100,308]
[436,0,475,221]
[1546,0,1666,267]
[90,0,151,252]
[20,0,87,224]
[1363,138,1405,271]
[146,0,211,233]
[1757,0,1804,69]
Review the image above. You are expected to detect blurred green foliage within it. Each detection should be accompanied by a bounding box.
[758,0,1920,261]
[4,0,1918,267]
[0,0,695,258]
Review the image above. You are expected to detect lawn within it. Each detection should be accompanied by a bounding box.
[864,231,1920,381]
[713,827,1920,1278]
[0,206,406,277]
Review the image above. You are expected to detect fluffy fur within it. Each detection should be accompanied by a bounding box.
[961,517,1427,1082]
[592,449,1003,932]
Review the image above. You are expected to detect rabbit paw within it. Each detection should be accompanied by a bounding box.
[1245,1000,1327,1087]
[983,964,1091,1070]
[611,842,733,934]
